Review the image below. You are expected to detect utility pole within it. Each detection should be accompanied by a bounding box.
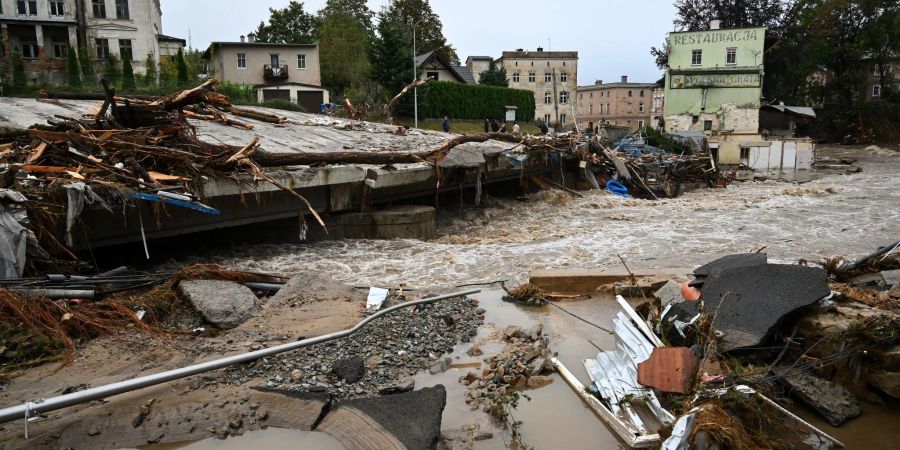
[412,20,423,129]
[552,68,560,127]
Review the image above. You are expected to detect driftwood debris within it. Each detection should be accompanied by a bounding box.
[383,79,427,123]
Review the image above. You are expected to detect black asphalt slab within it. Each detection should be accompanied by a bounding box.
[693,253,769,277]
[334,385,447,450]
[701,264,830,352]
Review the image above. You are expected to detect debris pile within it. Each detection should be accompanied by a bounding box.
[462,324,554,417]
[555,242,900,449]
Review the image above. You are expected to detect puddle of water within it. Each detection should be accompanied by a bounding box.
[137,428,346,450]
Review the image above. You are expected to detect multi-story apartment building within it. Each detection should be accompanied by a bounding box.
[1,0,182,85]
[650,85,665,129]
[498,48,578,127]
[203,33,329,112]
[867,59,898,101]
[465,55,491,84]
[576,76,656,133]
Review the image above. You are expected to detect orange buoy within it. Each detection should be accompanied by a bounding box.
[681,281,701,302]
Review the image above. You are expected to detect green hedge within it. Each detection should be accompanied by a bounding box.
[398,81,535,121]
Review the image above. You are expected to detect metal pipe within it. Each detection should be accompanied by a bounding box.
[10,289,95,300]
[0,289,480,424]
[242,282,284,292]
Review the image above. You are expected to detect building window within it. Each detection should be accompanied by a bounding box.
[92,0,105,18]
[52,41,68,59]
[874,64,880,76]
[236,53,246,69]
[561,114,567,125]
[17,1,37,15]
[512,72,520,83]
[627,90,633,97]
[726,47,737,65]
[740,148,750,160]
[692,49,702,66]
[544,73,552,83]
[639,90,645,97]
[426,71,439,80]
[559,91,569,104]
[589,104,593,115]
[115,0,129,20]
[21,42,38,59]
[297,54,306,69]
[544,114,551,125]
[639,102,644,112]
[606,103,610,114]
[626,103,633,113]
[704,120,713,131]
[528,72,535,82]
[589,92,593,98]
[638,120,645,128]
[873,85,881,97]
[95,38,109,60]
[560,72,568,82]
[49,0,64,16]
[118,39,132,59]
[544,92,552,104]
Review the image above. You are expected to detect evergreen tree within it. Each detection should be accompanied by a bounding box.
[121,48,135,90]
[104,54,121,86]
[255,1,320,44]
[385,0,458,64]
[11,49,27,91]
[318,11,370,97]
[478,60,508,87]
[319,0,375,34]
[176,49,189,86]
[143,53,158,86]
[369,10,413,96]
[79,47,96,87]
[66,47,82,88]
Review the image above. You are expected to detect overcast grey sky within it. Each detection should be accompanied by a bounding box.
[160,0,677,85]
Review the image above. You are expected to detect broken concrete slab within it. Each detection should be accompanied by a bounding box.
[701,264,830,352]
[775,369,861,427]
[692,253,768,278]
[869,371,900,399]
[316,385,447,450]
[654,280,684,308]
[637,347,698,394]
[269,272,362,307]
[178,280,260,329]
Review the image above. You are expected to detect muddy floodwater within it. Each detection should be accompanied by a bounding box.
[213,147,899,288]
[164,147,899,449]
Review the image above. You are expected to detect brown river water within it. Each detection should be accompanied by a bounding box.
[152,147,899,449]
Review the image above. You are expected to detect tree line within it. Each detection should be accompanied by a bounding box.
[653,0,899,140]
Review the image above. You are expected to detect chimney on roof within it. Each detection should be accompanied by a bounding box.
[596,80,603,85]
[516,48,524,52]
[240,35,246,43]
[710,20,722,30]
[247,32,257,43]
[621,75,628,83]
[537,47,544,52]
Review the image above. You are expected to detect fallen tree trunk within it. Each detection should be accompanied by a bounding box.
[253,149,429,166]
[383,79,427,123]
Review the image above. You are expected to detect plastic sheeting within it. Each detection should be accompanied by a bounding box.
[65,183,111,246]
[0,210,26,279]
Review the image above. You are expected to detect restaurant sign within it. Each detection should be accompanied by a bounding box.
[670,73,761,89]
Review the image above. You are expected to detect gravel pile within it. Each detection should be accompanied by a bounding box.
[220,296,483,400]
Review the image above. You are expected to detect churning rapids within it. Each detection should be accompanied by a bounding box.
[198,147,899,287]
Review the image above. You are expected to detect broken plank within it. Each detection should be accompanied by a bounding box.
[26,142,47,164]
[22,165,101,174]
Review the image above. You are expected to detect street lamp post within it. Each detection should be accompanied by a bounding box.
[412,20,424,129]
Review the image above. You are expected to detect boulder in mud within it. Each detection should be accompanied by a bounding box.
[178,280,259,329]
[332,357,365,384]
[775,369,861,426]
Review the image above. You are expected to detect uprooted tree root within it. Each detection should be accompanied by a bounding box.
[0,264,283,375]
[691,402,764,450]
[0,289,157,375]
[831,282,899,309]
[822,253,900,282]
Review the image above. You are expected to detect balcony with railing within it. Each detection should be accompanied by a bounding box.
[263,65,289,80]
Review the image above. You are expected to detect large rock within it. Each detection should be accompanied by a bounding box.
[869,371,900,399]
[775,369,861,426]
[316,385,447,450]
[178,280,259,329]
[701,264,830,352]
[333,357,366,384]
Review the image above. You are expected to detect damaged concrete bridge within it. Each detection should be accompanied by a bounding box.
[0,97,540,249]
